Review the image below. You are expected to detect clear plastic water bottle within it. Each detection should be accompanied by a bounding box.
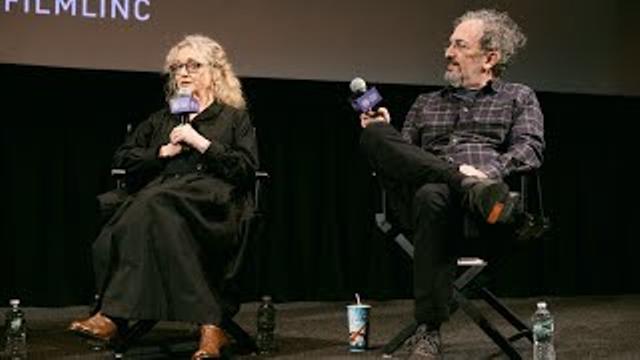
[532,301,555,360]
[4,299,27,359]
[256,295,276,355]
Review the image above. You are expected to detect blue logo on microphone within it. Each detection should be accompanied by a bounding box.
[351,87,382,113]
[170,95,199,114]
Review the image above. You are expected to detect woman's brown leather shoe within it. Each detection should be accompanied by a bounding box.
[192,324,230,359]
[68,312,118,342]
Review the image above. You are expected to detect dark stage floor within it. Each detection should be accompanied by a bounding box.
[1,295,639,359]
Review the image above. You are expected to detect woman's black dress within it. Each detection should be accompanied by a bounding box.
[92,101,258,324]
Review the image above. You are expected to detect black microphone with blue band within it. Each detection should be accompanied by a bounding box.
[169,87,199,124]
[349,77,383,113]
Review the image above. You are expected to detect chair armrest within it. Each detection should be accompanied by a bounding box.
[254,171,270,214]
[110,168,127,190]
[111,168,127,176]
[255,171,269,180]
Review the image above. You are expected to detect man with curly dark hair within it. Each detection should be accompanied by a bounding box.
[359,9,544,359]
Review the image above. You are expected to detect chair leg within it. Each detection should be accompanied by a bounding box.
[382,321,418,356]
[112,320,159,354]
[222,317,258,353]
[478,287,533,342]
[453,263,486,289]
[453,289,522,359]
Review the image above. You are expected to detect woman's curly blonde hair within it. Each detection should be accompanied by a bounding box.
[164,34,246,109]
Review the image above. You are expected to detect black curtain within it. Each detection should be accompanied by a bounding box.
[2,64,639,307]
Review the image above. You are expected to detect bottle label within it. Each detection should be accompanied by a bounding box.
[10,318,22,331]
[533,319,554,342]
[257,307,275,330]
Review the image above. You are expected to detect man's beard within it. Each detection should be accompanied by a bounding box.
[444,70,463,88]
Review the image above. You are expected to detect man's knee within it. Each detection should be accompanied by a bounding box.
[359,122,391,151]
[413,183,451,213]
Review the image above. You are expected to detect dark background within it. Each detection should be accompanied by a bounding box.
[1,63,639,307]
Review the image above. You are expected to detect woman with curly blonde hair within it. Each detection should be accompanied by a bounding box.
[164,34,246,110]
[69,34,258,359]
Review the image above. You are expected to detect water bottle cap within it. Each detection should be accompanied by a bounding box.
[537,301,547,309]
[9,299,20,307]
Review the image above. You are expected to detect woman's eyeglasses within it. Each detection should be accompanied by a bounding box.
[169,60,204,74]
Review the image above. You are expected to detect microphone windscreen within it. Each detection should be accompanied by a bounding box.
[349,77,367,94]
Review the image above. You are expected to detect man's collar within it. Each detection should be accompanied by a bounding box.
[485,78,502,93]
[442,78,502,98]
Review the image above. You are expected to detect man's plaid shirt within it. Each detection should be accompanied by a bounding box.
[401,79,545,179]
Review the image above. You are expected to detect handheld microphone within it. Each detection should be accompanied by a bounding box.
[169,87,199,124]
[349,77,383,113]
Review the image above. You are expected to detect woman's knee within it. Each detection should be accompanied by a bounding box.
[134,187,169,210]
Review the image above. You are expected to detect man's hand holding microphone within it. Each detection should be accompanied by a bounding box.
[360,107,391,128]
[350,77,487,178]
[349,77,391,128]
